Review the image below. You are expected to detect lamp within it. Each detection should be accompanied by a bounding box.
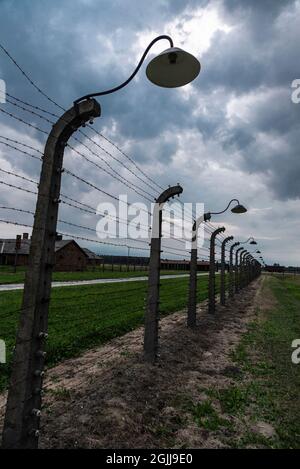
[146,47,201,88]
[210,199,247,216]
[75,35,200,104]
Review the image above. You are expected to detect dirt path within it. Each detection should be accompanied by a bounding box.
[0,277,264,448]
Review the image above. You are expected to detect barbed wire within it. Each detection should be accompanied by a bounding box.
[1,101,160,204]
[0,134,43,155]
[0,42,241,238]
[0,218,194,259]
[2,96,163,202]
[0,49,211,226]
[0,107,49,134]
[0,168,197,251]
[0,44,165,193]
[0,110,194,231]
[0,90,170,200]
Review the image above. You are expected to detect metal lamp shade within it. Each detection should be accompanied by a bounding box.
[146,47,201,88]
[231,204,247,214]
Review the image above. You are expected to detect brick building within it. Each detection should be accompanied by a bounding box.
[82,248,103,267]
[0,233,91,271]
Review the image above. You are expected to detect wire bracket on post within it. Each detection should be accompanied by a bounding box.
[208,227,225,314]
[220,236,233,306]
[144,185,183,364]
[2,99,101,450]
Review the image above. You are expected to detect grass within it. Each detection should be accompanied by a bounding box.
[204,275,300,448]
[168,275,300,448]
[212,386,249,415]
[0,273,215,392]
[190,400,231,431]
[0,266,189,285]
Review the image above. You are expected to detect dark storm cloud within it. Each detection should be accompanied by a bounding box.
[193,0,300,201]
[1,0,298,176]
[0,0,209,161]
[0,0,300,264]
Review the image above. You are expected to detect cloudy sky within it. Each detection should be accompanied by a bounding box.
[0,0,300,265]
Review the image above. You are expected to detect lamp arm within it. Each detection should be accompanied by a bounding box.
[240,237,254,244]
[210,199,240,216]
[74,35,174,104]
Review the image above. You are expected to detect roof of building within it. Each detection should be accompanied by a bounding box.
[55,240,76,253]
[82,248,103,260]
[0,238,92,258]
[0,238,31,255]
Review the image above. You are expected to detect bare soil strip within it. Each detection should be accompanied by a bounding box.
[0,278,263,448]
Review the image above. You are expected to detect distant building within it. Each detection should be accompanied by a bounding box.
[161,259,210,271]
[82,248,103,266]
[0,233,93,271]
[265,264,285,273]
[0,233,30,267]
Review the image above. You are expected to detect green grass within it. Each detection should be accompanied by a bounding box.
[209,275,300,448]
[167,276,300,448]
[190,400,231,431]
[0,267,188,285]
[0,274,214,392]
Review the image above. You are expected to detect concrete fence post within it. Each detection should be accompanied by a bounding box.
[220,236,233,305]
[208,227,225,314]
[229,242,240,297]
[252,259,257,281]
[238,250,247,291]
[245,255,252,286]
[14,234,21,274]
[242,251,250,288]
[144,185,183,364]
[187,213,210,328]
[2,99,101,449]
[242,253,247,287]
[239,249,247,290]
[249,256,253,283]
[235,247,244,293]
[187,244,198,327]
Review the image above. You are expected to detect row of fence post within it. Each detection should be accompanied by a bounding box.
[144,223,262,365]
[2,179,262,449]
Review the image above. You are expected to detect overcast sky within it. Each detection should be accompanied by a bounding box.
[0,0,300,266]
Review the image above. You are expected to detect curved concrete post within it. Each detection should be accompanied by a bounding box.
[220,236,233,305]
[2,99,101,449]
[208,227,225,314]
[235,247,244,293]
[229,242,240,297]
[238,250,247,290]
[187,212,211,328]
[243,251,251,288]
[144,185,183,364]
[245,254,253,285]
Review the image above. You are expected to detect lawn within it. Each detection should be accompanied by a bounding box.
[0,266,188,285]
[0,273,217,392]
[199,274,300,448]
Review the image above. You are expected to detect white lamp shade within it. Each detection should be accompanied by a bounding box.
[146,47,201,88]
